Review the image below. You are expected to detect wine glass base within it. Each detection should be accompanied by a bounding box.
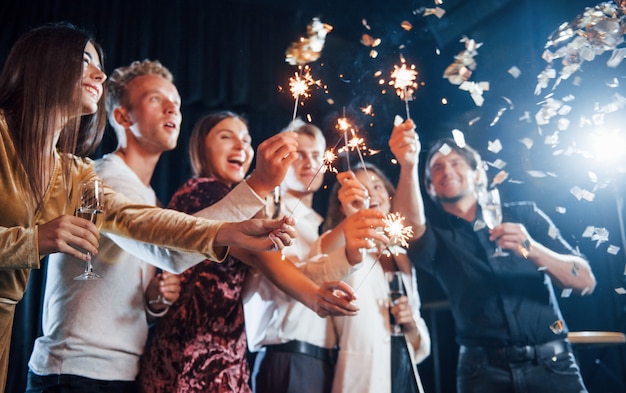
[73,272,102,281]
[492,251,509,257]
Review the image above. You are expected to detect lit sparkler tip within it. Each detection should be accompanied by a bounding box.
[383,212,414,249]
[337,117,351,131]
[289,65,322,100]
[323,149,339,173]
[390,59,418,100]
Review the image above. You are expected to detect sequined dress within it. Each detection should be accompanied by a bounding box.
[138,178,251,393]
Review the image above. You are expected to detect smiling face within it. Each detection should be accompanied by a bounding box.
[203,117,254,186]
[119,74,182,154]
[428,150,479,204]
[81,41,106,115]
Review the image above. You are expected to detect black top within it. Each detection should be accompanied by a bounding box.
[410,201,579,347]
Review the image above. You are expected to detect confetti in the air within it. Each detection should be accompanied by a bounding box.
[285,18,333,65]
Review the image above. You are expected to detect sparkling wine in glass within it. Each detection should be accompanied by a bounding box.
[74,179,104,280]
[479,187,509,257]
[385,271,406,336]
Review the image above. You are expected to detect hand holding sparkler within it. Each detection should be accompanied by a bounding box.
[390,55,418,120]
[343,209,389,266]
[388,118,420,167]
[314,281,359,317]
[246,132,299,197]
[337,171,371,215]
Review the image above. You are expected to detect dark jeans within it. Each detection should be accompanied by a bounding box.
[252,349,334,393]
[457,341,588,393]
[391,335,420,393]
[26,370,137,393]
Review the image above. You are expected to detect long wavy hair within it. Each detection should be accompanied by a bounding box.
[0,23,107,208]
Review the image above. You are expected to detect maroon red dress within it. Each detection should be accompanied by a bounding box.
[138,178,251,392]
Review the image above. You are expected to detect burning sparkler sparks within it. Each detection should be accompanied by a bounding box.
[289,65,322,120]
[323,149,339,173]
[390,55,418,119]
[382,212,414,250]
[351,212,414,292]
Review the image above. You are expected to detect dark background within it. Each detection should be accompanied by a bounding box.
[2,1,626,392]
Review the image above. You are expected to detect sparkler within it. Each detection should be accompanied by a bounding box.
[382,212,414,253]
[344,128,372,188]
[289,65,321,121]
[336,116,353,171]
[276,18,331,224]
[322,149,339,174]
[390,55,418,120]
[351,212,414,292]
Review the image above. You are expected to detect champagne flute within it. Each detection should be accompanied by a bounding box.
[74,179,105,280]
[385,271,405,336]
[264,186,281,219]
[479,187,509,257]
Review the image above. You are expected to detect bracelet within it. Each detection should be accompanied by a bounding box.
[146,303,170,317]
[519,239,533,259]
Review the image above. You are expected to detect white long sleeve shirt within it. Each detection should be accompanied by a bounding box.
[244,192,337,351]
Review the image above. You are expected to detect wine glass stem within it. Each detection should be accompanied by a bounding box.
[85,253,94,274]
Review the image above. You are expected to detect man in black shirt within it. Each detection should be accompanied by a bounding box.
[404,127,596,393]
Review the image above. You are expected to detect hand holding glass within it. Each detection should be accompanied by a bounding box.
[385,271,405,336]
[479,187,509,257]
[74,179,104,280]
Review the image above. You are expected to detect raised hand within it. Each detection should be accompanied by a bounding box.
[37,214,100,261]
[336,171,369,217]
[388,118,419,168]
[246,131,299,197]
[314,280,360,317]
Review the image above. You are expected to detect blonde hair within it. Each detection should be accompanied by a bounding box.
[105,60,174,140]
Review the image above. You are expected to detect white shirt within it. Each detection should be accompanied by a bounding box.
[29,154,160,380]
[331,251,430,393]
[244,192,336,350]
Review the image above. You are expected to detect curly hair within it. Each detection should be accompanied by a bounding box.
[105,59,174,141]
